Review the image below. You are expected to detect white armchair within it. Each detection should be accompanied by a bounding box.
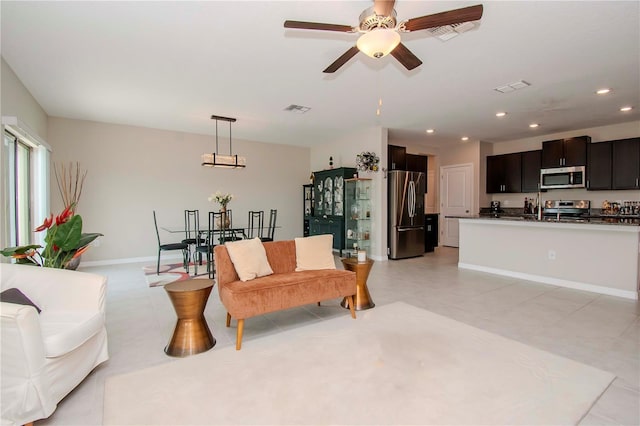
[0,263,109,425]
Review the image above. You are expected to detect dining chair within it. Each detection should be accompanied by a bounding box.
[260,209,277,242]
[153,210,189,275]
[194,211,240,278]
[247,211,264,239]
[182,210,205,264]
[224,209,244,241]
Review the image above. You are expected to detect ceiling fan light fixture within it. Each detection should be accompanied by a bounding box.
[357,28,401,58]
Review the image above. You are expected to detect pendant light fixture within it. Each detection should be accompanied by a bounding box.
[201,114,246,169]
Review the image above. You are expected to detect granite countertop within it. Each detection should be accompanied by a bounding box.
[470,214,640,227]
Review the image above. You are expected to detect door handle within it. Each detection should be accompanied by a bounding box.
[397,227,424,232]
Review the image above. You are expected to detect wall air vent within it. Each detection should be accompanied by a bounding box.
[284,104,311,114]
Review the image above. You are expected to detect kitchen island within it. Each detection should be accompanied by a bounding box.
[458,217,639,300]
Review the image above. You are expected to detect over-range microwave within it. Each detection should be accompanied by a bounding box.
[540,166,586,189]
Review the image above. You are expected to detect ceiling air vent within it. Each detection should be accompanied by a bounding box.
[494,80,531,94]
[427,21,476,41]
[284,104,311,114]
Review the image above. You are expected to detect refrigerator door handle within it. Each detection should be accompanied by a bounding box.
[408,180,415,218]
[397,226,425,232]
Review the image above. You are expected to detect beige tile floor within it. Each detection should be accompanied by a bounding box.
[37,247,639,425]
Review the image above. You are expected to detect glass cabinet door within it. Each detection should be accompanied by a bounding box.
[334,175,344,216]
[315,179,323,212]
[323,176,333,215]
[344,178,372,257]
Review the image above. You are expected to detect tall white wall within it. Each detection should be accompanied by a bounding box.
[47,117,310,263]
[311,126,388,260]
[1,58,48,140]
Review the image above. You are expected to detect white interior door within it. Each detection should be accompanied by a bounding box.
[440,163,473,247]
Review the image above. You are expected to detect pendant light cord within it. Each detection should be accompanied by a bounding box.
[215,119,219,155]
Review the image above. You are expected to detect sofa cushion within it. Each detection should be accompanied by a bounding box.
[219,269,355,319]
[294,235,336,271]
[0,287,41,313]
[39,311,104,358]
[225,238,274,282]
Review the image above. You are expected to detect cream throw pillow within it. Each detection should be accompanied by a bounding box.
[224,238,273,282]
[294,234,336,271]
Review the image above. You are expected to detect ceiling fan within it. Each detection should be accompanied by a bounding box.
[284,0,483,73]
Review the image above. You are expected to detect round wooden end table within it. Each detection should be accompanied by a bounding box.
[164,279,216,357]
[340,257,375,310]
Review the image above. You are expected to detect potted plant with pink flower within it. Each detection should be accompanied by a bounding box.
[1,204,102,269]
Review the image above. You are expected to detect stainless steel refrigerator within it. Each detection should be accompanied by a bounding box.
[388,170,425,259]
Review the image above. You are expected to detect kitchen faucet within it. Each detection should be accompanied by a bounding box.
[537,191,543,221]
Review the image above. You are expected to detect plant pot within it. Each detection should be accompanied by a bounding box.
[66,256,81,270]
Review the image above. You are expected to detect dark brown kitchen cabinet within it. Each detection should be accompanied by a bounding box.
[612,137,640,189]
[521,150,542,193]
[406,154,428,174]
[486,153,522,193]
[587,142,612,190]
[388,145,406,170]
[406,153,428,190]
[541,136,589,168]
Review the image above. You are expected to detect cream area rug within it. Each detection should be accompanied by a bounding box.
[103,302,614,425]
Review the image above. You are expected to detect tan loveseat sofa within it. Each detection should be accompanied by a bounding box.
[214,240,357,350]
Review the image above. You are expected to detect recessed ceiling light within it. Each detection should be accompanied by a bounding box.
[620,106,633,112]
[426,129,435,134]
[596,88,611,95]
[496,112,507,117]
[461,136,469,141]
[529,123,539,128]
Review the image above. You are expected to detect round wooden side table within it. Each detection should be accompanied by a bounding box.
[340,257,375,310]
[164,279,216,357]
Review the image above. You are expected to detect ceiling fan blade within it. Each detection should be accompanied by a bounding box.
[402,4,483,32]
[390,43,423,71]
[284,20,355,33]
[323,46,360,73]
[373,0,396,17]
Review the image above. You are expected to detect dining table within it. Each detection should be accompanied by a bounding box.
[160,224,280,243]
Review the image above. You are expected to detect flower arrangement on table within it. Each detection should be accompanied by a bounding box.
[1,204,103,269]
[356,151,380,172]
[208,191,234,229]
[208,191,234,209]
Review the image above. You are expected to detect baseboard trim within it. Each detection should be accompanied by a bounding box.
[80,253,183,268]
[458,262,638,300]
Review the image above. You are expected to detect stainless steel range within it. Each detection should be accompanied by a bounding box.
[543,200,590,220]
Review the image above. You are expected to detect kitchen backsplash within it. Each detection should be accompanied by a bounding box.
[489,188,639,210]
